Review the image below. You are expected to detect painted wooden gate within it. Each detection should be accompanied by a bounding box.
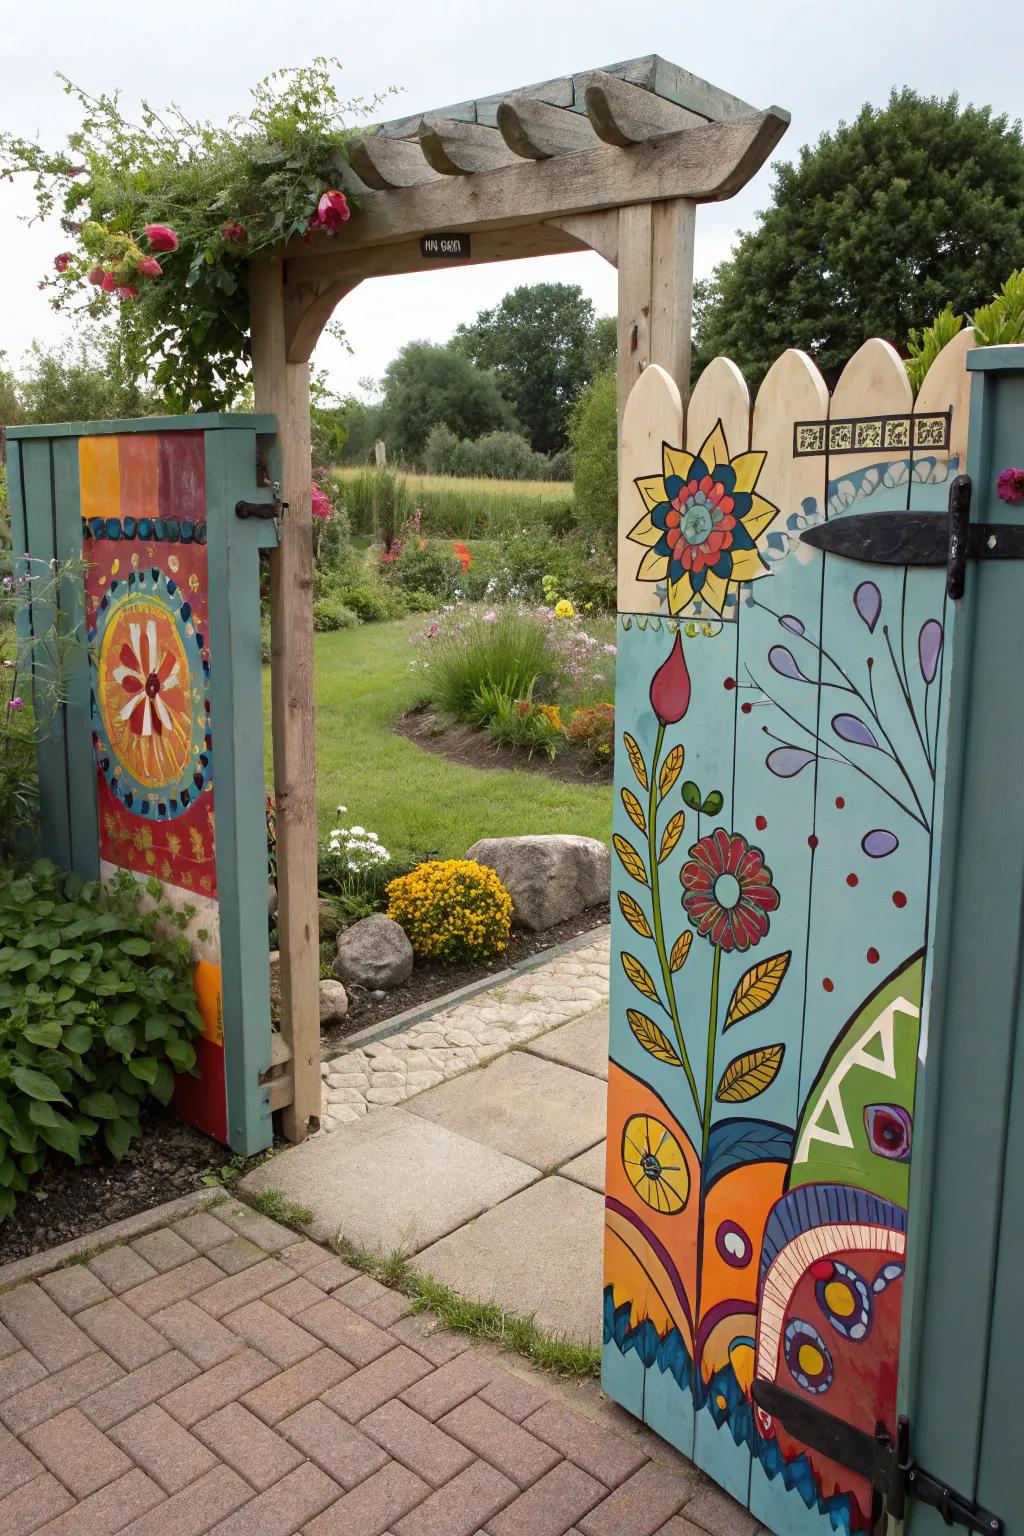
[604,332,979,1535]
[7,415,279,1156]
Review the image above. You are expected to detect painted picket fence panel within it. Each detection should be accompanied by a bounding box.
[605,332,972,1536]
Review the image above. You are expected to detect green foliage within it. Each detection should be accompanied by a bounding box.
[312,597,359,632]
[695,90,1024,387]
[13,324,159,424]
[454,283,610,454]
[424,609,553,724]
[480,687,565,761]
[243,1188,313,1229]
[378,342,517,462]
[0,861,205,1219]
[333,466,572,540]
[423,424,560,481]
[905,269,1024,393]
[568,368,617,549]
[1,60,385,409]
[382,542,464,600]
[337,397,384,464]
[335,582,411,624]
[906,302,965,394]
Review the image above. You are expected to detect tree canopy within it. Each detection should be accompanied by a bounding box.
[454,283,607,454]
[694,90,1024,386]
[377,341,517,462]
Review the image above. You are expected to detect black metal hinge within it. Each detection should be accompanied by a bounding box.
[799,475,1024,600]
[752,1381,1003,1536]
[236,481,288,523]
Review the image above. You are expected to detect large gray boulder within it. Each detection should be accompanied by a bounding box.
[334,914,413,990]
[466,834,610,932]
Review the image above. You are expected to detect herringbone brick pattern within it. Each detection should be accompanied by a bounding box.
[0,1206,758,1536]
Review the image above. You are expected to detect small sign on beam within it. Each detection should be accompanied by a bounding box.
[420,233,471,260]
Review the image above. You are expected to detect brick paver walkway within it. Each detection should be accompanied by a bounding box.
[0,1197,757,1536]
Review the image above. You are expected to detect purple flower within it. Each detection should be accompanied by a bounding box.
[8,696,24,712]
[482,611,497,623]
[996,467,1024,504]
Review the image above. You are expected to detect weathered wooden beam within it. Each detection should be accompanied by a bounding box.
[580,70,706,146]
[418,115,520,175]
[546,211,618,267]
[285,280,362,364]
[496,91,602,159]
[348,135,443,191]
[249,256,321,1144]
[286,112,789,268]
[286,224,586,289]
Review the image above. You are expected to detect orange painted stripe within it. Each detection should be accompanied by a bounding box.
[78,436,121,522]
[118,434,159,521]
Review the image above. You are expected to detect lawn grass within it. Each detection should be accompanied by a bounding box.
[263,618,612,860]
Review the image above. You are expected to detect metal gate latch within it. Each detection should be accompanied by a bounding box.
[236,480,288,523]
[752,1382,1003,1535]
[799,474,1024,599]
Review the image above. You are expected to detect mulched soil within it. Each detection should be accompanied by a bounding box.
[395,704,613,784]
[319,901,609,1055]
[0,1107,240,1267]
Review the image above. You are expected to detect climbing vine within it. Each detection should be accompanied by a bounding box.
[0,59,390,409]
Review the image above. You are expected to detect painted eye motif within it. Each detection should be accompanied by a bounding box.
[865,1103,912,1161]
[715,1219,753,1268]
[784,1319,833,1394]
[812,1259,873,1342]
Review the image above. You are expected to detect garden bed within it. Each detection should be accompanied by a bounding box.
[0,1106,241,1266]
[395,703,613,785]
[319,901,610,1054]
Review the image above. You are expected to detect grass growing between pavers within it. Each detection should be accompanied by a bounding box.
[263,619,613,855]
[244,1187,315,1229]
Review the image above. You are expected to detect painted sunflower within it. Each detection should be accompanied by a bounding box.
[628,422,780,615]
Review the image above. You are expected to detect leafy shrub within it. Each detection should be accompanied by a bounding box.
[424,609,552,722]
[387,859,512,963]
[0,861,205,1218]
[546,447,573,482]
[382,542,464,599]
[336,583,409,624]
[565,702,615,763]
[312,597,359,632]
[568,368,616,549]
[480,688,565,761]
[422,423,460,475]
[906,269,1024,392]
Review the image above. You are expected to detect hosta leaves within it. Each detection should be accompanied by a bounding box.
[621,952,661,1005]
[23,1019,62,1049]
[613,835,648,887]
[61,1024,93,1054]
[104,1023,136,1057]
[28,1099,61,1128]
[669,931,692,973]
[627,1009,682,1066]
[623,733,648,790]
[11,1068,67,1104]
[724,952,792,1029]
[128,1056,159,1085]
[79,1091,119,1120]
[104,1117,134,1161]
[617,893,653,940]
[118,937,151,956]
[716,1044,785,1103]
[659,745,685,798]
[39,1116,81,1161]
[621,789,647,835]
[165,1037,197,1072]
[659,812,686,863]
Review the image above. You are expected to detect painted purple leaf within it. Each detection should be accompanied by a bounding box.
[768,646,813,683]
[918,619,943,684]
[832,713,880,749]
[854,581,882,633]
[779,615,806,636]
[766,746,817,778]
[862,829,900,858]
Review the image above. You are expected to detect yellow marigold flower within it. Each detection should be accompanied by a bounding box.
[387,859,512,964]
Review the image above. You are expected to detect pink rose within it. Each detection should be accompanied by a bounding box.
[100,271,118,293]
[137,256,162,278]
[116,285,139,302]
[311,484,333,520]
[221,221,248,245]
[87,265,105,285]
[142,224,179,253]
[53,251,73,273]
[307,188,351,235]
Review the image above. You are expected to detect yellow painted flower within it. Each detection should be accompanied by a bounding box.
[628,421,780,616]
[622,1113,689,1214]
[554,599,575,619]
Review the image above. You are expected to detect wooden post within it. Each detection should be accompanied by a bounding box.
[250,254,322,1142]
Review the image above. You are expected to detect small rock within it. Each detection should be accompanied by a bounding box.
[369,989,387,1001]
[334,914,414,990]
[465,834,610,932]
[319,979,349,1025]
[320,1062,331,1078]
[268,881,278,919]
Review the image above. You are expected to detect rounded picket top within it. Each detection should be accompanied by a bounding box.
[617,363,684,615]
[913,325,976,471]
[750,348,831,538]
[686,355,751,460]
[831,336,913,419]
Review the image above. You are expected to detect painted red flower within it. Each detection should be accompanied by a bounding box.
[680,828,779,951]
[650,631,691,725]
[112,619,185,739]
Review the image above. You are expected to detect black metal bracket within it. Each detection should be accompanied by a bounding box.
[798,475,1024,600]
[751,1383,1003,1536]
[235,497,287,521]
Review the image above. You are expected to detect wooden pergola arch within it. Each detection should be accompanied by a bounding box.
[250,55,789,1141]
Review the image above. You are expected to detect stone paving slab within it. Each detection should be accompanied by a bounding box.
[557,1142,606,1195]
[320,931,610,1131]
[0,1203,758,1536]
[523,1007,610,1081]
[411,1178,606,1347]
[241,1107,540,1252]
[404,1052,606,1170]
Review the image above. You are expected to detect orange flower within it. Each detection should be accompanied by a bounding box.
[453,540,472,572]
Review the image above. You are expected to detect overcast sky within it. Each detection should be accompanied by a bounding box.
[1,0,1018,401]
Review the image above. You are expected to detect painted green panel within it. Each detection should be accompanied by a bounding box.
[8,413,276,440]
[203,429,275,1156]
[51,437,97,880]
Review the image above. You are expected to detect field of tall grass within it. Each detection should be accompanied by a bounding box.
[326,465,574,539]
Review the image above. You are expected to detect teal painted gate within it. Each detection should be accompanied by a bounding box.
[7,415,279,1156]
[604,336,1020,1535]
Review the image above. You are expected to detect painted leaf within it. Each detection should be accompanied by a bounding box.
[832,713,879,749]
[623,733,648,790]
[701,790,724,817]
[715,1044,785,1103]
[659,745,685,798]
[627,1009,682,1067]
[618,892,653,940]
[669,930,692,973]
[622,951,661,1005]
[681,780,703,811]
[621,788,647,835]
[862,828,899,858]
[705,1118,796,1189]
[613,834,648,887]
[854,580,882,633]
[766,745,816,778]
[919,618,943,684]
[724,952,791,1029]
[659,811,686,863]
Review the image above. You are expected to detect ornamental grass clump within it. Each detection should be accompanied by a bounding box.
[387,859,512,964]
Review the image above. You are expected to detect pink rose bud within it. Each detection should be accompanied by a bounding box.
[142,223,179,253]
[100,271,118,292]
[220,220,248,245]
[116,285,139,302]
[310,189,351,233]
[137,256,162,277]
[87,265,105,285]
